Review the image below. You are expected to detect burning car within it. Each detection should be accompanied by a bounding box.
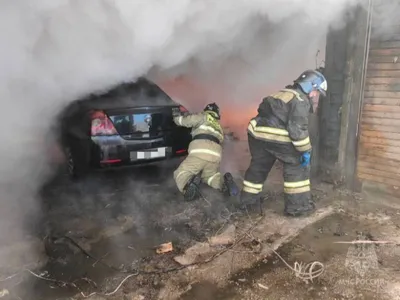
[55,77,191,179]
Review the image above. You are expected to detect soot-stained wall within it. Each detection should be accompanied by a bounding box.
[318,25,349,183]
[317,5,371,189]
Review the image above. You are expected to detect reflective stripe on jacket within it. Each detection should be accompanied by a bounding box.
[249,88,312,152]
[174,111,223,162]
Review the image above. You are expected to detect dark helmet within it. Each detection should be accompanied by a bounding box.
[204,102,220,119]
[294,69,327,97]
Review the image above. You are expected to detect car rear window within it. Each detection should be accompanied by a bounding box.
[109,112,173,138]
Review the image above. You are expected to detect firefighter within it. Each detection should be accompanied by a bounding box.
[172,103,239,201]
[240,69,327,217]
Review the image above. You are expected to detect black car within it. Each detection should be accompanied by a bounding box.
[56,77,192,179]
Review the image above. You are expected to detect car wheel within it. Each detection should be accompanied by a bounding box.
[64,139,91,180]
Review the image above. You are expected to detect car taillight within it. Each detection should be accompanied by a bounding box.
[90,110,118,136]
[179,105,188,113]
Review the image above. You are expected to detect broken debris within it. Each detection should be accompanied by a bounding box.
[209,224,236,246]
[156,242,173,254]
[257,283,269,290]
[174,242,211,266]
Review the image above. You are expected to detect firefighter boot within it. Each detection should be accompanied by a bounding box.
[238,191,263,215]
[284,200,315,217]
[183,174,202,202]
[221,172,240,196]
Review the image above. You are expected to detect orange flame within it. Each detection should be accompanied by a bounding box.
[157,75,270,138]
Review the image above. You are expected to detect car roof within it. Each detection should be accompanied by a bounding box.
[77,77,178,110]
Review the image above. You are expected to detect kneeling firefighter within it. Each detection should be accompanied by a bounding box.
[240,69,327,217]
[172,103,239,201]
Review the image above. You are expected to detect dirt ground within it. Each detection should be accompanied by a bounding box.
[153,191,400,300]
[47,187,400,300]
[1,141,400,300]
[187,207,400,300]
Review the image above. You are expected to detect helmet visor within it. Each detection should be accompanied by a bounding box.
[318,80,327,97]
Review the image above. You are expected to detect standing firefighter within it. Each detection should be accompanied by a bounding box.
[240,69,327,217]
[172,103,239,201]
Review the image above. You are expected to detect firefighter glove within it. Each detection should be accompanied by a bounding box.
[300,151,311,167]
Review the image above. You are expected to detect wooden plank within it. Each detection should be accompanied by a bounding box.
[364,84,400,92]
[363,98,400,105]
[364,91,400,98]
[358,155,400,172]
[358,172,400,187]
[358,167,400,182]
[367,63,400,71]
[358,147,400,161]
[361,130,400,140]
[360,136,400,146]
[370,41,400,49]
[368,56,400,63]
[357,163,400,185]
[366,78,400,85]
[361,117,400,126]
[371,33,400,43]
[361,111,400,119]
[361,123,400,134]
[363,104,400,112]
[366,70,400,78]
[359,142,400,154]
[369,48,400,57]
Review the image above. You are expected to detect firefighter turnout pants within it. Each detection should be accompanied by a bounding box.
[174,154,223,193]
[242,134,313,215]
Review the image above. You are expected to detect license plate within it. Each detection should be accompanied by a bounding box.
[130,147,166,161]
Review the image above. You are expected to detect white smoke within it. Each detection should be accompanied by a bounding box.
[0,0,362,268]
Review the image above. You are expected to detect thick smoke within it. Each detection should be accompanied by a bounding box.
[370,0,400,38]
[0,0,361,270]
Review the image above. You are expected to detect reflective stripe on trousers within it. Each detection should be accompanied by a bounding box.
[207,172,220,186]
[189,149,221,157]
[174,155,223,193]
[242,180,263,194]
[283,179,310,194]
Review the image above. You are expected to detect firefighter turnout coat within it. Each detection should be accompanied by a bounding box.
[173,112,225,193]
[242,87,314,215]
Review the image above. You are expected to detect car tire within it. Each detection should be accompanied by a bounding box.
[65,146,78,179]
[64,138,92,180]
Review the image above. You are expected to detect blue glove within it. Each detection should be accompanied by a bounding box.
[300,152,311,167]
